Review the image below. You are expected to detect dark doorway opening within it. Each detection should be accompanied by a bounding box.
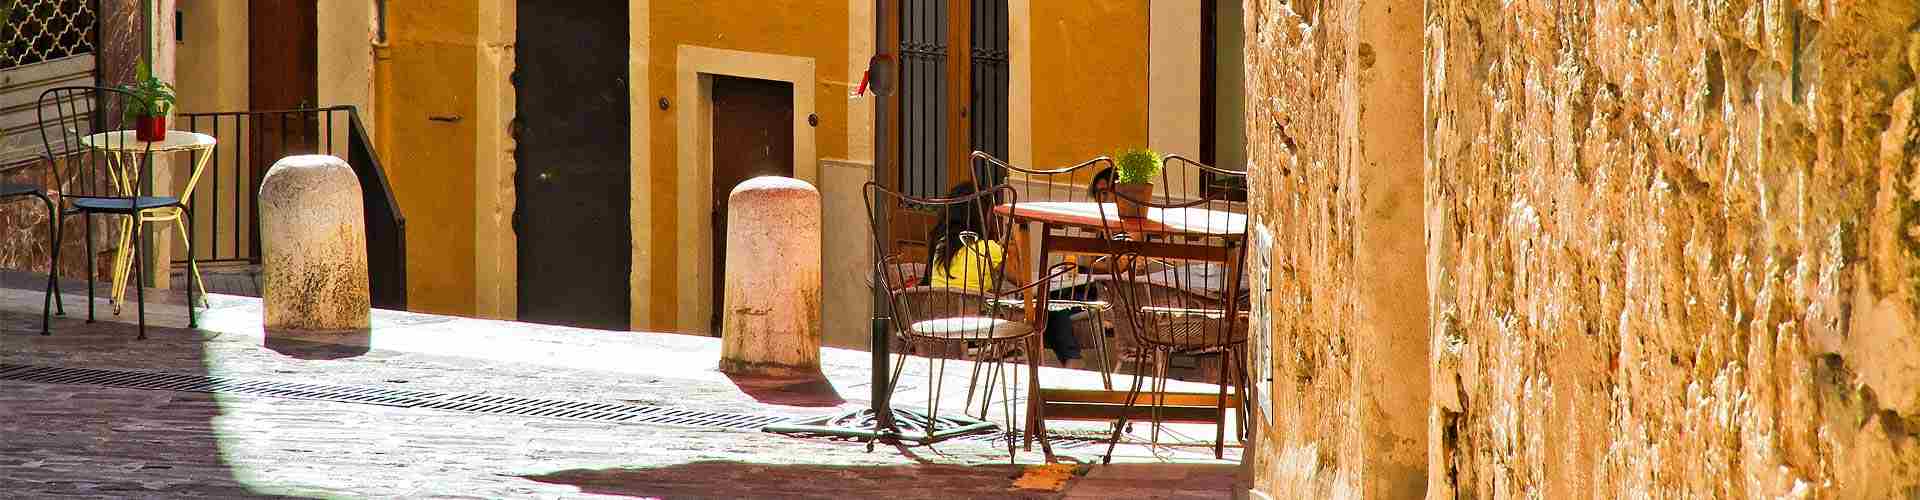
[708,75,795,335]
[248,0,319,259]
[513,1,631,330]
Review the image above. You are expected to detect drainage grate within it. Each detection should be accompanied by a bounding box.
[0,364,796,431]
[0,365,442,407]
[416,394,791,430]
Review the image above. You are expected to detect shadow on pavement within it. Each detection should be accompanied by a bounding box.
[520,460,1063,500]
[263,329,373,360]
[0,303,311,498]
[723,371,846,407]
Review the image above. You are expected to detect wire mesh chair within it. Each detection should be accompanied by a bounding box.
[865,181,1072,458]
[37,86,201,339]
[1093,155,1251,461]
[969,151,1124,388]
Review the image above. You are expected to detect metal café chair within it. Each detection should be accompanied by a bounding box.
[864,182,1073,457]
[1,140,66,336]
[969,151,1124,387]
[37,86,201,339]
[1093,156,1252,461]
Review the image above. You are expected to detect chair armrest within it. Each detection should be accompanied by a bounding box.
[992,262,1080,299]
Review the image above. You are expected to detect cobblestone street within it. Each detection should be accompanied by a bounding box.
[0,275,1244,498]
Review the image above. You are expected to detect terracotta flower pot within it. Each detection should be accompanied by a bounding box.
[135,116,167,142]
[1114,181,1154,218]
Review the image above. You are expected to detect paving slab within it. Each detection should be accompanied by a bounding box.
[0,276,1246,498]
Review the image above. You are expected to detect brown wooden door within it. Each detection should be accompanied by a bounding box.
[709,75,795,335]
[248,0,317,149]
[514,0,631,330]
[248,0,318,259]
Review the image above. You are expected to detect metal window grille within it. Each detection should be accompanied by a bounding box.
[0,0,96,70]
[898,0,947,198]
[968,0,1008,188]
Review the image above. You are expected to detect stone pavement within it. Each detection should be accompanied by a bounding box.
[0,274,1247,498]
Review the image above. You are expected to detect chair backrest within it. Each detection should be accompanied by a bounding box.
[37,86,153,200]
[1150,154,1247,203]
[1095,159,1249,350]
[865,181,1023,342]
[969,151,1117,303]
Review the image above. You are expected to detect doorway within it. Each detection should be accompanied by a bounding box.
[708,75,795,335]
[513,1,631,330]
[247,0,318,259]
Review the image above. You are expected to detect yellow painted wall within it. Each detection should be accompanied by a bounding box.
[317,2,378,141]
[1029,0,1148,168]
[375,0,481,316]
[639,0,851,331]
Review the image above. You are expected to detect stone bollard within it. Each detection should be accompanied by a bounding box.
[259,155,371,332]
[718,176,822,377]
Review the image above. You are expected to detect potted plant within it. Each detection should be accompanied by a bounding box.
[1112,148,1161,218]
[119,62,175,142]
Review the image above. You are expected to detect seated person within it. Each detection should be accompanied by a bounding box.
[1034,168,1122,368]
[925,182,1003,292]
[922,181,1090,368]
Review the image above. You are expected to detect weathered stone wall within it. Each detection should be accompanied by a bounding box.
[1243,0,1428,497]
[0,160,123,282]
[1426,0,1920,497]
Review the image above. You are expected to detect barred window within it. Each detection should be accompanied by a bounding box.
[1,0,97,70]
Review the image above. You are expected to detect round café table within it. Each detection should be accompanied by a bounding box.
[78,130,217,312]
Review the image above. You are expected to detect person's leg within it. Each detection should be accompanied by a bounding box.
[1045,309,1083,366]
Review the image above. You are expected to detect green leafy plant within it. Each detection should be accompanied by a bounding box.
[1113,148,1163,184]
[119,61,176,119]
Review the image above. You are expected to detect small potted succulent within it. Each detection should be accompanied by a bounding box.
[1112,148,1162,218]
[119,62,175,142]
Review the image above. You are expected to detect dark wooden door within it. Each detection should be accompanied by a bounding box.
[709,75,794,335]
[248,1,317,114]
[514,1,631,330]
[248,0,317,154]
[248,0,318,259]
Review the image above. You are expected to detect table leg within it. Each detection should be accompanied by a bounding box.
[1020,224,1057,460]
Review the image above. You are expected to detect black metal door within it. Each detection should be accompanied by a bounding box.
[513,1,630,330]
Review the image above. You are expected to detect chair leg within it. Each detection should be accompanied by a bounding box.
[1215,347,1230,459]
[84,213,94,323]
[927,355,947,442]
[964,345,985,414]
[35,194,55,335]
[174,214,207,304]
[183,209,198,329]
[110,216,133,315]
[979,344,1004,420]
[50,212,64,317]
[1102,351,1150,464]
[1231,346,1251,443]
[1144,348,1159,450]
[1028,335,1056,462]
[996,345,1017,463]
[134,215,146,340]
[1092,310,1112,390]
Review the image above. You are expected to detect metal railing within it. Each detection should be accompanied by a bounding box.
[173,106,407,310]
